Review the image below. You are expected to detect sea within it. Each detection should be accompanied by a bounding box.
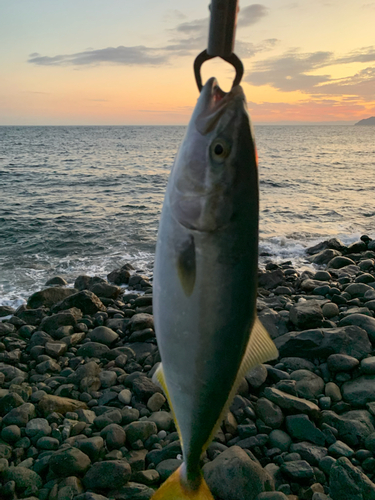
[1,124,374,309]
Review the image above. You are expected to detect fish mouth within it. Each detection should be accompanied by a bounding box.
[195,77,245,135]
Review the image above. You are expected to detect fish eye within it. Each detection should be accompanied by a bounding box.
[210,139,231,162]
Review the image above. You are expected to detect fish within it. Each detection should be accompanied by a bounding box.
[151,77,278,500]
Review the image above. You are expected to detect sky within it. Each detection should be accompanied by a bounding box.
[1,0,375,125]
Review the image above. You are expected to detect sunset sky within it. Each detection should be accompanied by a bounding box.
[1,0,375,125]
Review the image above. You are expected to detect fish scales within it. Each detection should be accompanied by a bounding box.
[152,77,277,499]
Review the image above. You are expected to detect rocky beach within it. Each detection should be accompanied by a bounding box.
[2,236,375,500]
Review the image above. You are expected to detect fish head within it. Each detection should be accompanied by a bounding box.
[169,77,257,232]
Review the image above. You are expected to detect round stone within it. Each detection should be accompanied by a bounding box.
[255,398,284,429]
[1,425,21,444]
[118,389,132,405]
[327,354,359,372]
[361,357,375,375]
[325,382,342,402]
[322,302,339,318]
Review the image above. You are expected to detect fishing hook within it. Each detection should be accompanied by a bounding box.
[194,0,243,92]
[194,50,244,92]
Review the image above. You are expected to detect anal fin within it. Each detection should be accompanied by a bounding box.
[153,363,183,446]
[202,316,278,450]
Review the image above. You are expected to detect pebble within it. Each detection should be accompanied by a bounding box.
[3,245,375,498]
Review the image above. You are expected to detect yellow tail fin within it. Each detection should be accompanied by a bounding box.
[151,466,214,500]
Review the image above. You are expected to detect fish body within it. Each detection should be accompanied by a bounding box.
[152,78,278,499]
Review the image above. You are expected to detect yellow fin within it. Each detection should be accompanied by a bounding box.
[153,363,183,446]
[151,466,214,500]
[202,315,278,450]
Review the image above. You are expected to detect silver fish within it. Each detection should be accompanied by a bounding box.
[152,77,278,500]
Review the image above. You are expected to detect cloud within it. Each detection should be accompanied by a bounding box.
[237,4,268,28]
[28,4,271,67]
[247,98,375,122]
[163,9,187,22]
[28,46,169,66]
[246,47,375,99]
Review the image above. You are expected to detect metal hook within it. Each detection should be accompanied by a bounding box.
[193,50,244,92]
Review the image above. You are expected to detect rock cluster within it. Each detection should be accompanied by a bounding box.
[1,236,375,500]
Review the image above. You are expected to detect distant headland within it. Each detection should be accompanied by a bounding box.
[355,116,375,125]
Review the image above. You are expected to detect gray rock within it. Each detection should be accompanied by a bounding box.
[45,276,68,286]
[100,423,126,450]
[36,436,59,450]
[130,375,162,401]
[155,458,182,481]
[264,387,320,417]
[328,440,354,458]
[75,493,110,500]
[255,493,289,500]
[26,418,51,438]
[89,282,121,299]
[342,376,375,406]
[289,442,328,466]
[290,370,325,400]
[275,326,372,360]
[40,308,82,334]
[258,269,284,290]
[246,364,268,389]
[76,342,110,358]
[0,363,28,382]
[148,411,174,432]
[83,460,131,490]
[74,275,106,291]
[147,393,166,412]
[1,466,43,492]
[88,326,119,346]
[327,256,356,269]
[49,447,91,477]
[94,409,122,429]
[339,314,375,343]
[345,283,374,298]
[78,436,104,461]
[259,309,289,339]
[0,392,24,416]
[322,302,340,318]
[255,398,284,428]
[118,389,132,405]
[52,290,106,315]
[99,370,117,388]
[290,300,324,329]
[280,460,315,481]
[125,421,157,446]
[286,414,325,446]
[325,382,342,402]
[27,287,77,309]
[38,395,87,416]
[362,357,375,375]
[108,482,154,500]
[327,354,360,372]
[309,249,341,265]
[280,357,316,372]
[268,430,292,452]
[1,424,21,443]
[321,410,375,446]
[3,403,36,426]
[203,446,274,500]
[128,313,154,332]
[329,456,375,500]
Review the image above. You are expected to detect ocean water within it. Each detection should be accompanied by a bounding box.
[0,124,374,307]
